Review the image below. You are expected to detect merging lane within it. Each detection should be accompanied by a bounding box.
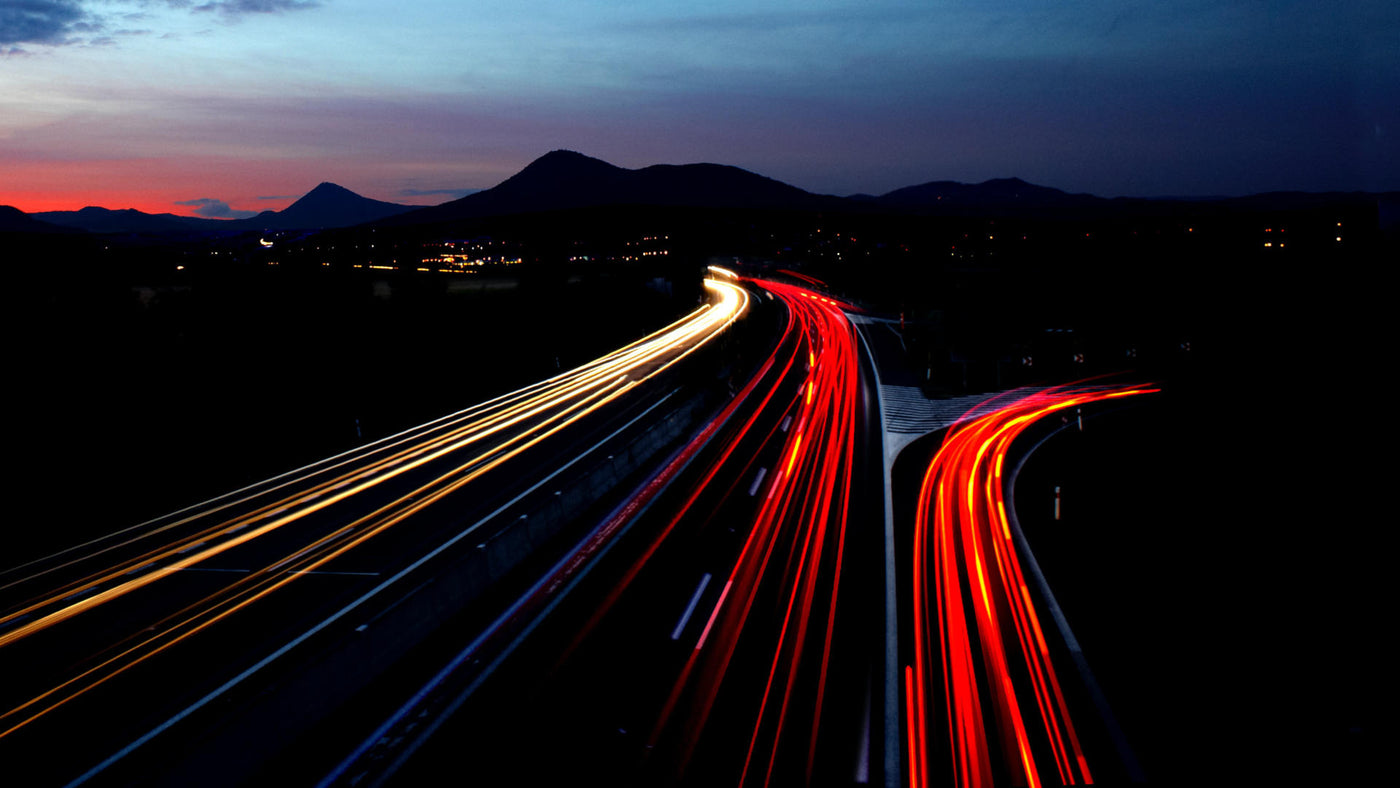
[6,265,1160,788]
[903,383,1156,788]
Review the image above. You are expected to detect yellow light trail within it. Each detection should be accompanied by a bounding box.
[0,279,748,737]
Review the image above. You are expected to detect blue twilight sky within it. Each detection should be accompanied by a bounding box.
[2,0,1396,214]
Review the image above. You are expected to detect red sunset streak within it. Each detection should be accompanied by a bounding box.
[907,383,1156,788]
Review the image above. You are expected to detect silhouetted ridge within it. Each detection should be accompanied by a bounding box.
[880,177,1083,207]
[384,150,846,226]
[29,184,414,234]
[252,182,415,229]
[25,154,1397,234]
[1,205,70,233]
[472,150,630,213]
[32,206,226,233]
[513,150,627,182]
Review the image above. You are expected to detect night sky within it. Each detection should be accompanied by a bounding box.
[3,1,1396,216]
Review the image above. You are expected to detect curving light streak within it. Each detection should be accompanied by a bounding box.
[0,278,748,739]
[906,383,1156,788]
[613,278,864,786]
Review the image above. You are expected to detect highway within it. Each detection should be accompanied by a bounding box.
[0,278,749,786]
[4,265,1171,787]
[365,275,883,787]
[901,383,1156,788]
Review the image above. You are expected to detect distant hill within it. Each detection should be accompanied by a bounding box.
[32,206,228,234]
[16,157,1397,235]
[384,150,849,226]
[872,177,1108,216]
[245,182,415,230]
[30,183,415,234]
[1,205,71,233]
[872,178,1400,221]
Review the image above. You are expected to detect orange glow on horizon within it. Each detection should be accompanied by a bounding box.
[0,156,448,216]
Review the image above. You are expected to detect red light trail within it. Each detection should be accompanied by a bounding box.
[566,276,866,785]
[641,279,861,785]
[906,383,1156,788]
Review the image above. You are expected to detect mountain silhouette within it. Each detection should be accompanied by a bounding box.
[248,182,415,230]
[384,150,848,226]
[32,206,228,234]
[875,177,1105,213]
[16,157,1393,234]
[1,205,71,233]
[28,184,415,234]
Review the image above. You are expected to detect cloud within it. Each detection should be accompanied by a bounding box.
[175,197,256,219]
[0,0,320,48]
[193,1,320,18]
[0,1,87,46]
[256,193,294,200]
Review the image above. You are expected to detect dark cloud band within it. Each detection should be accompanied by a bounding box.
[194,1,320,16]
[0,1,86,46]
[0,0,321,48]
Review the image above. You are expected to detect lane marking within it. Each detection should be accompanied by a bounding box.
[268,544,320,573]
[69,388,686,788]
[59,588,98,603]
[0,613,32,633]
[314,387,705,788]
[748,467,768,497]
[670,573,712,640]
